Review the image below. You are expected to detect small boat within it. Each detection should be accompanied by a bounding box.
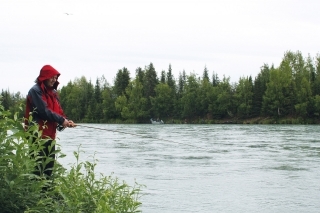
[150,118,164,124]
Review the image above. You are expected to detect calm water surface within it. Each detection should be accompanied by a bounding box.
[58,124,320,213]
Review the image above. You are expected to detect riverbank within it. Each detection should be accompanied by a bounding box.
[82,116,320,125]
[163,116,320,125]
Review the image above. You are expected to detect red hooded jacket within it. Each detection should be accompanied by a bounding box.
[24,65,66,139]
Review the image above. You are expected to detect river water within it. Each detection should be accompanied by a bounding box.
[58,124,320,213]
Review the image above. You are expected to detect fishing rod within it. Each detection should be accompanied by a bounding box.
[75,124,206,150]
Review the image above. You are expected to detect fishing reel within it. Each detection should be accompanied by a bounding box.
[56,124,65,132]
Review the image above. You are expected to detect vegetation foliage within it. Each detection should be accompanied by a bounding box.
[0,101,142,213]
[3,51,320,124]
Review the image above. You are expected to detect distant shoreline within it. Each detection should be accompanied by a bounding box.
[76,116,320,125]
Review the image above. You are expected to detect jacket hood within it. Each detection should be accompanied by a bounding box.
[37,65,61,89]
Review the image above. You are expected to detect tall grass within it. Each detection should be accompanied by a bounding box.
[0,101,142,213]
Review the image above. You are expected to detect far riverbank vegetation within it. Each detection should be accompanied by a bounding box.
[2,50,320,124]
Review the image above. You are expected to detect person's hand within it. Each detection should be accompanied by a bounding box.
[68,120,76,127]
[62,119,69,128]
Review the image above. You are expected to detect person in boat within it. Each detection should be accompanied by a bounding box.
[24,65,76,177]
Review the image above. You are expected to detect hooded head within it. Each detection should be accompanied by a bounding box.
[36,65,61,89]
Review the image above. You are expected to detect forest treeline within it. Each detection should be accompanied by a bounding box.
[2,51,320,124]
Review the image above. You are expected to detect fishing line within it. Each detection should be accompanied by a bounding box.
[76,124,206,150]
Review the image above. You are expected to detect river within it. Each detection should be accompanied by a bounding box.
[58,124,320,213]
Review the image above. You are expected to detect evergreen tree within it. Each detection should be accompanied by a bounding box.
[93,78,103,121]
[114,67,130,97]
[166,64,176,117]
[160,70,166,84]
[135,67,144,84]
[101,86,117,121]
[150,83,172,119]
[0,89,23,117]
[312,54,320,96]
[99,75,118,121]
[208,76,233,118]
[84,79,95,122]
[252,64,270,116]
[60,81,76,120]
[115,79,147,122]
[177,70,186,98]
[203,66,210,82]
[167,64,176,92]
[143,63,158,116]
[175,70,186,118]
[180,74,200,119]
[94,78,102,104]
[198,77,212,118]
[295,77,312,117]
[235,76,253,118]
[60,77,91,121]
[212,71,219,86]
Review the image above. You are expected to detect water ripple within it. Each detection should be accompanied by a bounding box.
[59,124,320,213]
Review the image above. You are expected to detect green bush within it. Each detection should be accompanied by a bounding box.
[0,100,142,213]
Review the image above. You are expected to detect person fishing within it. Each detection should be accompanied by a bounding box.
[24,65,76,177]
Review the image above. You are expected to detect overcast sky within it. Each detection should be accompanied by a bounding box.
[1,0,320,95]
